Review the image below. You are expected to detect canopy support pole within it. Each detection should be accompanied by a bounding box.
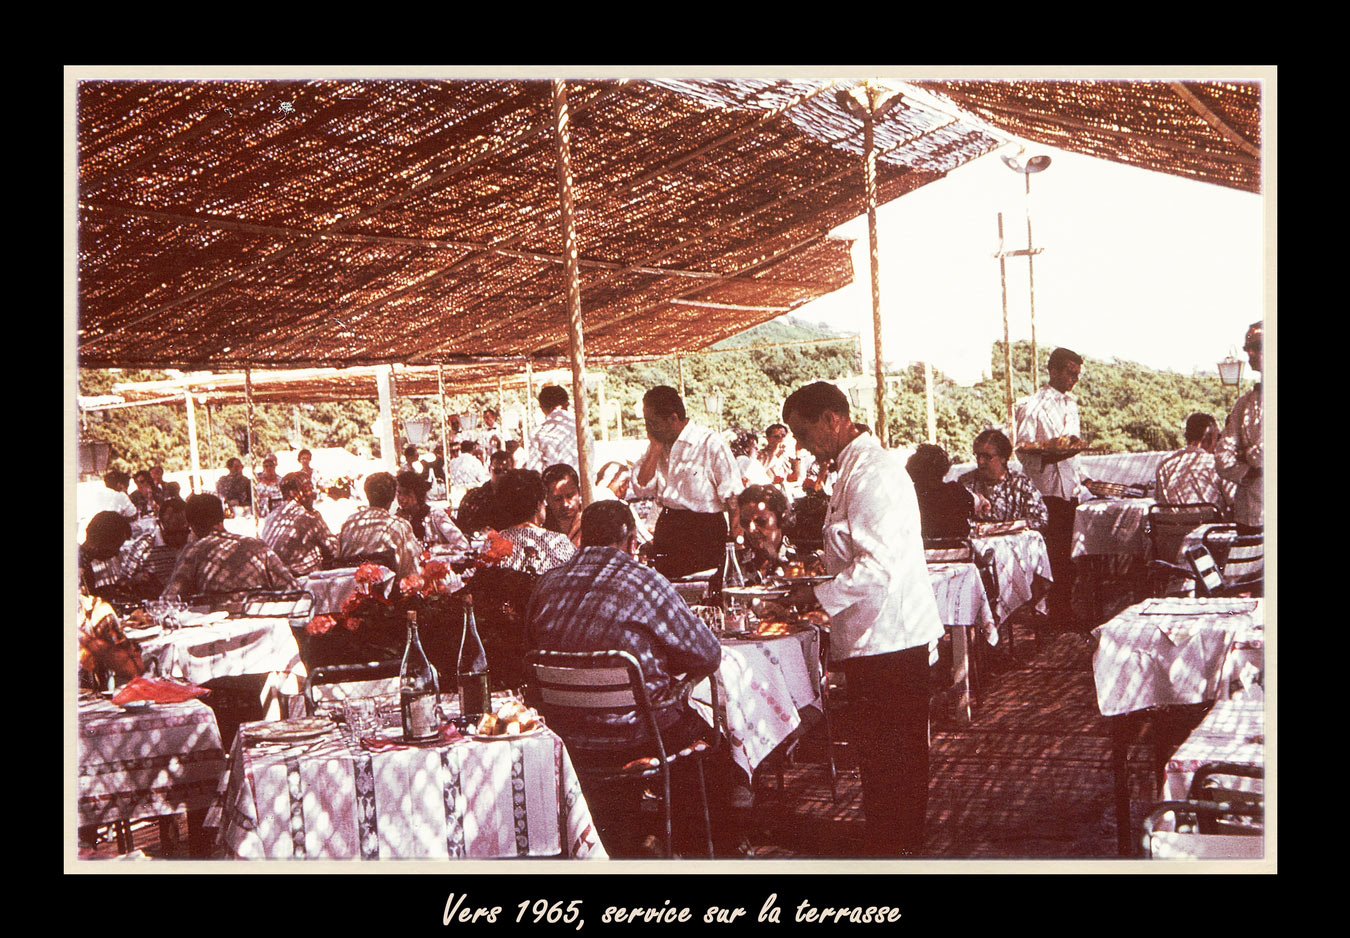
[437,363,449,472]
[1025,170,1040,392]
[245,366,259,530]
[552,79,594,506]
[185,392,201,495]
[376,367,397,472]
[924,361,937,444]
[524,357,534,452]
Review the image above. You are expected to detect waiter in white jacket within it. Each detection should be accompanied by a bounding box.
[783,381,944,856]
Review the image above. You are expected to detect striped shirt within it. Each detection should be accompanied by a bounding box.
[1014,384,1082,499]
[337,506,423,579]
[526,545,722,748]
[526,407,580,474]
[1155,446,1234,513]
[261,500,339,576]
[161,532,298,601]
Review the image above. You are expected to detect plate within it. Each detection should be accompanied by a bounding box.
[124,625,163,641]
[119,700,153,712]
[243,717,336,743]
[469,725,547,742]
[773,574,833,586]
[723,585,791,600]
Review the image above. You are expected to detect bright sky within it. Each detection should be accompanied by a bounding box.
[786,141,1267,386]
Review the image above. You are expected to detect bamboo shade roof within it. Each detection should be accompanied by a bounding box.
[77,78,1007,372]
[911,78,1262,194]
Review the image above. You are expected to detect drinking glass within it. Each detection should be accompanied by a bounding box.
[343,697,379,741]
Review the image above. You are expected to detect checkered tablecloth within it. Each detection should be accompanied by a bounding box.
[1163,698,1265,801]
[1091,599,1264,717]
[1072,497,1155,558]
[969,529,1053,622]
[76,693,228,828]
[218,714,605,860]
[691,628,820,778]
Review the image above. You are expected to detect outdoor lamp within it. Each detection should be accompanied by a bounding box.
[1218,354,1244,387]
[458,411,480,433]
[847,385,867,410]
[703,390,723,416]
[403,415,433,446]
[79,438,112,476]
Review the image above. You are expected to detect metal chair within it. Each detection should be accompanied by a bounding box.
[1140,798,1263,859]
[525,649,719,858]
[1189,762,1263,833]
[303,659,402,716]
[1149,532,1262,599]
[1145,503,1224,579]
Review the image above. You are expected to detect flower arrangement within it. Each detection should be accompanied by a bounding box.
[326,475,355,500]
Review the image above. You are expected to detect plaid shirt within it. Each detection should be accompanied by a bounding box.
[261,499,339,575]
[526,546,722,748]
[161,531,298,600]
[115,530,184,593]
[526,407,579,474]
[337,506,423,578]
[499,524,576,574]
[1156,446,1234,513]
[958,469,1049,531]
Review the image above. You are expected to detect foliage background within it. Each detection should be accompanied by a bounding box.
[78,318,1239,474]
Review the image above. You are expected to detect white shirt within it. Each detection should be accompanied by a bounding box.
[88,487,138,519]
[1215,384,1263,528]
[737,454,772,487]
[526,407,580,474]
[591,487,654,544]
[447,453,489,487]
[1015,384,1082,500]
[1155,446,1234,512]
[812,433,944,662]
[629,421,742,514]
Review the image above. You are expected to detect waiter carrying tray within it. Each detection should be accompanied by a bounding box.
[631,385,744,581]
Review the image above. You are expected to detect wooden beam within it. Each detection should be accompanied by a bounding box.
[1168,81,1261,159]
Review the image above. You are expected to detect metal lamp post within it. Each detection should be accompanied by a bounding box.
[1001,151,1052,384]
[1218,353,1244,409]
[704,389,724,432]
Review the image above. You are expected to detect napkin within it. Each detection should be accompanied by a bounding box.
[360,722,463,752]
[112,676,212,705]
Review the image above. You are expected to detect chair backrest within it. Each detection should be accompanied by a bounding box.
[144,544,184,583]
[1141,799,1263,859]
[1217,535,1263,587]
[525,649,665,759]
[1183,546,1225,596]
[924,537,973,564]
[1147,503,1223,564]
[303,659,402,714]
[241,589,315,618]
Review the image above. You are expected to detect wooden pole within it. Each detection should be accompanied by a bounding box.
[863,89,888,447]
[551,79,594,506]
[245,367,259,530]
[1025,171,1039,391]
[998,212,1015,435]
[524,357,535,453]
[924,361,936,444]
[677,355,685,397]
[437,363,449,475]
[185,392,201,495]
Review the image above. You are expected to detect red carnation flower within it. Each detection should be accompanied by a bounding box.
[354,563,386,585]
[306,614,337,636]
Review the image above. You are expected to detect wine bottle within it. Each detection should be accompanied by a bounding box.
[720,538,748,633]
[399,610,440,742]
[457,597,492,723]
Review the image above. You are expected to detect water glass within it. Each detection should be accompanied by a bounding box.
[343,697,379,741]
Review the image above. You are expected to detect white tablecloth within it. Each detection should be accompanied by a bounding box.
[928,562,997,724]
[219,714,606,859]
[1072,497,1155,558]
[691,628,820,778]
[139,616,307,720]
[300,566,395,616]
[944,451,1168,488]
[969,529,1053,622]
[1163,698,1265,801]
[1091,598,1264,717]
[77,693,228,827]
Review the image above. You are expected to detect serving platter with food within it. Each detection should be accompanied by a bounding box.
[1016,435,1089,456]
[470,698,546,741]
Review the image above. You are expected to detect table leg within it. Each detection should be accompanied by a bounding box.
[951,625,972,724]
[1110,713,1138,857]
[186,808,211,858]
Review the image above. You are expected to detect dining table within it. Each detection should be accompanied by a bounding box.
[927,562,997,723]
[76,691,229,856]
[1162,697,1264,801]
[1090,596,1265,854]
[690,624,822,781]
[1072,496,1155,559]
[300,565,396,616]
[216,695,607,860]
[968,528,1053,624]
[136,613,307,720]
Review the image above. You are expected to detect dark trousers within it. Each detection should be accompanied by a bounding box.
[840,645,930,856]
[571,709,743,857]
[651,508,728,581]
[1043,496,1079,623]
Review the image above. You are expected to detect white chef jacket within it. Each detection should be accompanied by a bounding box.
[812,433,944,663]
[1215,383,1263,528]
[629,421,742,514]
[1014,384,1082,500]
